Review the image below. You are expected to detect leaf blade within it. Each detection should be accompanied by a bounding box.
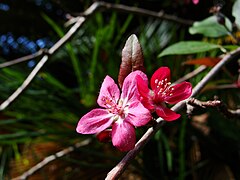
[158,41,220,57]
[189,15,232,37]
[232,0,240,27]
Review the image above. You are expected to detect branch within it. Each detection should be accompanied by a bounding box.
[0,49,45,68]
[186,97,221,116]
[217,101,240,119]
[173,65,207,85]
[186,97,240,119]
[12,138,92,180]
[106,47,240,179]
[66,1,194,27]
[187,98,221,108]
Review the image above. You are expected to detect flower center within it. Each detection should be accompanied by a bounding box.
[101,96,127,118]
[154,78,174,101]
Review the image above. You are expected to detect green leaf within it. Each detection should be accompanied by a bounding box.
[158,41,221,57]
[222,45,239,51]
[189,15,232,37]
[232,0,240,27]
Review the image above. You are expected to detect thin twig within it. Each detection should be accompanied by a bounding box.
[203,83,239,91]
[186,97,221,116]
[187,98,221,108]
[66,1,194,27]
[106,47,240,179]
[228,109,240,117]
[217,101,240,119]
[0,49,45,68]
[12,138,92,180]
[173,65,207,85]
[186,97,240,119]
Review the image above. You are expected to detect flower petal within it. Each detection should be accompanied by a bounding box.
[165,82,192,104]
[96,129,112,143]
[150,67,170,90]
[136,75,155,110]
[76,109,113,134]
[97,76,120,108]
[121,70,148,103]
[126,101,152,127]
[192,0,199,4]
[112,121,136,151]
[156,105,181,121]
[136,75,149,98]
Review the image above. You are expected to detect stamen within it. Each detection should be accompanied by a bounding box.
[155,79,159,84]
[102,96,115,108]
[155,78,175,99]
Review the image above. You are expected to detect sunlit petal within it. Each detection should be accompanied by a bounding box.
[121,71,148,103]
[126,101,151,127]
[150,67,170,90]
[76,109,113,134]
[97,76,120,108]
[112,121,136,151]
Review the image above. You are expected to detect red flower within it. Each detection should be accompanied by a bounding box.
[137,67,192,121]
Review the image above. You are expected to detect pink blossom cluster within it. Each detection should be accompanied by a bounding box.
[76,67,192,151]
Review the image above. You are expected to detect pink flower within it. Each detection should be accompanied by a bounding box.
[76,71,151,151]
[192,0,199,4]
[137,67,192,121]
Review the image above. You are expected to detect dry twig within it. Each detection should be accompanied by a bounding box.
[186,97,240,119]
[173,65,207,85]
[12,138,92,180]
[0,49,46,68]
[187,98,221,108]
[66,1,194,26]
